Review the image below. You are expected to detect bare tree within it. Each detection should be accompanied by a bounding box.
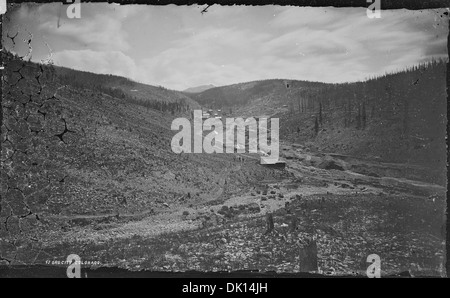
[264,213,274,235]
[356,103,361,130]
[298,238,318,272]
[362,101,367,130]
[319,102,323,125]
[290,217,298,232]
[314,116,319,136]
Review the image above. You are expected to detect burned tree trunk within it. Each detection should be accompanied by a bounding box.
[356,104,361,130]
[298,239,318,272]
[403,99,409,136]
[264,213,274,235]
[290,217,298,233]
[314,116,319,136]
[319,102,323,125]
[361,101,367,130]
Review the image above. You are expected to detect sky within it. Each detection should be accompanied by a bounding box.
[3,3,449,91]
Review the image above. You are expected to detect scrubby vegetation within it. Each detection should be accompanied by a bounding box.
[56,66,191,114]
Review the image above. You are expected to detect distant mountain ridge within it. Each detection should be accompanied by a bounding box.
[183,84,215,93]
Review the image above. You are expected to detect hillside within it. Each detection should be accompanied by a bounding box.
[280,61,447,178]
[189,61,448,184]
[183,84,215,93]
[1,52,446,276]
[55,66,201,113]
[0,52,290,256]
[189,79,326,112]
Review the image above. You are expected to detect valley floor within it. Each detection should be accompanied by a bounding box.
[4,145,446,277]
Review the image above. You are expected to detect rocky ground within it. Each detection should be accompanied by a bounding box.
[1,54,446,277]
[4,147,445,277]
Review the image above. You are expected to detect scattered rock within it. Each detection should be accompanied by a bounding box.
[317,159,346,171]
[298,238,318,272]
[247,203,261,214]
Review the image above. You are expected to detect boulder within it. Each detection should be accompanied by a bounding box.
[317,159,345,171]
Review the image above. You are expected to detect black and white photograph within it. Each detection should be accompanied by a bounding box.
[0,0,448,280]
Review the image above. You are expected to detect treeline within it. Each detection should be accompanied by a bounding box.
[56,68,135,88]
[191,79,326,108]
[58,72,130,99]
[290,58,448,136]
[56,67,189,114]
[127,96,189,115]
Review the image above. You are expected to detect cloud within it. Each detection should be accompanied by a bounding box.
[270,6,351,28]
[5,4,448,90]
[40,15,130,52]
[7,3,140,53]
[132,7,448,89]
[38,4,139,52]
[136,26,271,89]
